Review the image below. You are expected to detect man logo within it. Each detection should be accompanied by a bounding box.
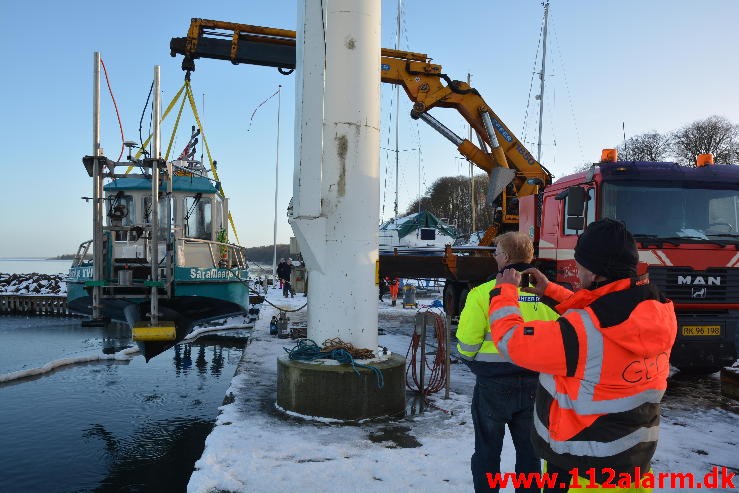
[691,287,707,299]
[677,275,721,286]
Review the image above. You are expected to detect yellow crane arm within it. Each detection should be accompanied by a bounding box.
[170,18,553,236]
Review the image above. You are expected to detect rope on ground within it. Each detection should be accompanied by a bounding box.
[284,339,384,389]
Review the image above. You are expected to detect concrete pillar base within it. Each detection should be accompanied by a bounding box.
[276,354,406,421]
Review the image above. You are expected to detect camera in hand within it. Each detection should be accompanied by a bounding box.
[520,273,531,287]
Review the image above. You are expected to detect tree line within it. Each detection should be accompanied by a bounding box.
[616,115,738,165]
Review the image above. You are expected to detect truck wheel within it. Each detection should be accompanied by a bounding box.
[443,283,460,317]
[458,288,470,316]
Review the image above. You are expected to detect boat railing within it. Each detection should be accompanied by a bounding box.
[176,238,248,270]
[72,240,93,267]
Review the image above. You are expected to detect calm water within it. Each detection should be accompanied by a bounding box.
[0,316,246,493]
[0,259,72,275]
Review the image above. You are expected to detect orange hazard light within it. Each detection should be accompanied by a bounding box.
[696,153,714,167]
[601,148,618,162]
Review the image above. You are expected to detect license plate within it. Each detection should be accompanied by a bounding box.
[681,325,721,337]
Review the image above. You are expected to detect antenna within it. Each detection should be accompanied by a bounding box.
[622,121,627,161]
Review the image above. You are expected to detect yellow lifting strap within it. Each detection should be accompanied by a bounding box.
[125,78,242,246]
[184,83,242,246]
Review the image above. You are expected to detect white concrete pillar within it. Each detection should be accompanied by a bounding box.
[292,0,381,350]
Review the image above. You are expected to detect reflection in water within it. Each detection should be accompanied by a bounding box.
[196,345,208,375]
[173,344,226,377]
[0,315,244,493]
[87,418,214,493]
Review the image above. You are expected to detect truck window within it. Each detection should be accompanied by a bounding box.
[601,182,739,237]
[563,188,595,235]
[184,195,212,240]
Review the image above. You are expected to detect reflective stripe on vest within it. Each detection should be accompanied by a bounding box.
[539,373,665,415]
[533,411,660,457]
[488,306,520,326]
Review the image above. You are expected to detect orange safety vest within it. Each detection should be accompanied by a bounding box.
[489,278,677,482]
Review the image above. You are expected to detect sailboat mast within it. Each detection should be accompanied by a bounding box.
[536,1,550,163]
[468,72,476,234]
[393,0,402,219]
[272,85,281,285]
[92,52,103,321]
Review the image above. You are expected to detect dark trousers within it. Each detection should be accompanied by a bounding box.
[471,374,540,493]
[282,280,294,297]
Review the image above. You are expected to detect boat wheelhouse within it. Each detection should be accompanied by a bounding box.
[67,159,251,360]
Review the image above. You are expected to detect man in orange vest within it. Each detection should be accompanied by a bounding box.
[489,218,677,492]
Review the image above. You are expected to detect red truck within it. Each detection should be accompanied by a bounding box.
[514,156,739,372]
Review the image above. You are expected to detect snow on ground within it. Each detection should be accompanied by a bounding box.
[189,288,739,493]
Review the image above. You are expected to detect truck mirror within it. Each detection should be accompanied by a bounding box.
[566,216,585,231]
[566,187,589,216]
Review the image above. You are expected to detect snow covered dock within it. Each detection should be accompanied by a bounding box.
[188,288,739,493]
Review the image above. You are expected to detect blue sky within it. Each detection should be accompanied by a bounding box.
[1,0,738,257]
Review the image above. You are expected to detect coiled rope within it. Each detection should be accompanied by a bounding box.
[405,309,448,395]
[284,339,384,389]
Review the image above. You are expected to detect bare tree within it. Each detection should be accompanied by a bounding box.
[404,174,494,235]
[617,132,671,162]
[671,116,738,166]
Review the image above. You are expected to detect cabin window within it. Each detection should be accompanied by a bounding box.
[143,196,171,226]
[108,194,134,240]
[563,188,596,235]
[420,228,436,240]
[184,195,212,240]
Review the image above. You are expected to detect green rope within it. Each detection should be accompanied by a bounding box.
[284,339,384,389]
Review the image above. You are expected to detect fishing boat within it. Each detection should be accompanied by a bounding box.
[67,58,253,360]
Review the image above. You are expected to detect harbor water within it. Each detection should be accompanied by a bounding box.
[0,316,245,493]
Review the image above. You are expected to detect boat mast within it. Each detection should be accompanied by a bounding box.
[272,85,282,285]
[536,1,550,162]
[150,66,161,326]
[92,52,104,321]
[393,0,401,219]
[468,72,475,234]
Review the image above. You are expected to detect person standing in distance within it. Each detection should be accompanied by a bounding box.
[457,231,559,493]
[489,218,677,492]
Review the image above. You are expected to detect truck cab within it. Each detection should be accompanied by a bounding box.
[528,159,739,372]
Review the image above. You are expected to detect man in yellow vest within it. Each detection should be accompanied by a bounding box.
[457,232,559,492]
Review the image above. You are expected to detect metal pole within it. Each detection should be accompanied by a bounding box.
[468,73,475,234]
[418,113,463,146]
[272,85,281,286]
[150,66,161,326]
[393,0,401,219]
[444,312,451,399]
[536,1,549,163]
[419,312,427,396]
[92,52,103,320]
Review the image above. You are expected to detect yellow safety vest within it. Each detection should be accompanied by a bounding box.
[456,279,558,362]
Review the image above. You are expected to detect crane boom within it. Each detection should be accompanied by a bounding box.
[170,19,552,236]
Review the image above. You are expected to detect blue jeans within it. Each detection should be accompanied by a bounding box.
[471,374,540,493]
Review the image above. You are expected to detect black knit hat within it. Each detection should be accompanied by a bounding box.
[574,218,638,280]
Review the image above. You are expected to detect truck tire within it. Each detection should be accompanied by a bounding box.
[443,282,460,318]
[458,287,470,317]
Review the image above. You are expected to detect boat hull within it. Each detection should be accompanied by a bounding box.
[66,266,250,360]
